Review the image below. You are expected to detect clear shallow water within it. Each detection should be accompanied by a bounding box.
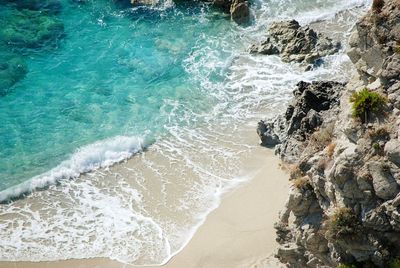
[0,0,240,192]
[0,0,370,265]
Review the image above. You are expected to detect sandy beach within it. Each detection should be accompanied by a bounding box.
[0,148,288,268]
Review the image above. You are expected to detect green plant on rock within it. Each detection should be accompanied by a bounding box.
[373,142,381,150]
[390,257,400,268]
[324,207,361,240]
[350,88,387,123]
[337,264,357,268]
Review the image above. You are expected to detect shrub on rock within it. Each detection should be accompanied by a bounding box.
[350,88,387,123]
[324,207,361,240]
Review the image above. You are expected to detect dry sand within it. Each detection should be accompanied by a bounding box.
[0,149,288,268]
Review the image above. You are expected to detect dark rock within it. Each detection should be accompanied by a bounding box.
[270,1,400,267]
[257,120,280,146]
[209,0,232,13]
[257,81,345,162]
[230,0,250,24]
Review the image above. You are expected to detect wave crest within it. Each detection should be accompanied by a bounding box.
[0,135,146,203]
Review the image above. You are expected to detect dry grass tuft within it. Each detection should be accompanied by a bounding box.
[292,176,311,191]
[309,123,335,150]
[289,164,303,180]
[326,142,336,158]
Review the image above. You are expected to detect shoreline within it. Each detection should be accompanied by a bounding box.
[0,147,288,268]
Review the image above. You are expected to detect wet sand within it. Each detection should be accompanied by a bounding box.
[0,148,288,268]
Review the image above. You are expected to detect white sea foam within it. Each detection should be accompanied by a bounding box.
[0,136,145,203]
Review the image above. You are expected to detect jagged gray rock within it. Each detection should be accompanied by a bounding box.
[347,0,400,85]
[249,20,340,68]
[385,139,400,166]
[369,161,400,200]
[257,81,345,163]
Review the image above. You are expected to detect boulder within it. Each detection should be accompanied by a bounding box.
[385,139,400,166]
[369,161,400,200]
[250,20,340,67]
[257,120,280,146]
[230,0,250,24]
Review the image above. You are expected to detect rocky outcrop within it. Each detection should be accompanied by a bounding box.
[268,77,400,268]
[258,1,400,267]
[250,20,340,69]
[257,81,345,163]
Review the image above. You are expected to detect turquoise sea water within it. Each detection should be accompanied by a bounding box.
[0,0,240,192]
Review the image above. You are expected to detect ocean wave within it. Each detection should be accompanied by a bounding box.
[0,135,146,203]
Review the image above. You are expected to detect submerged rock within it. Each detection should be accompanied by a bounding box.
[250,20,340,68]
[3,0,63,14]
[0,49,27,96]
[0,9,64,49]
[0,2,65,95]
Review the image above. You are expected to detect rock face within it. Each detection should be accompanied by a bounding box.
[348,0,400,86]
[258,1,400,267]
[257,81,345,163]
[250,20,340,68]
